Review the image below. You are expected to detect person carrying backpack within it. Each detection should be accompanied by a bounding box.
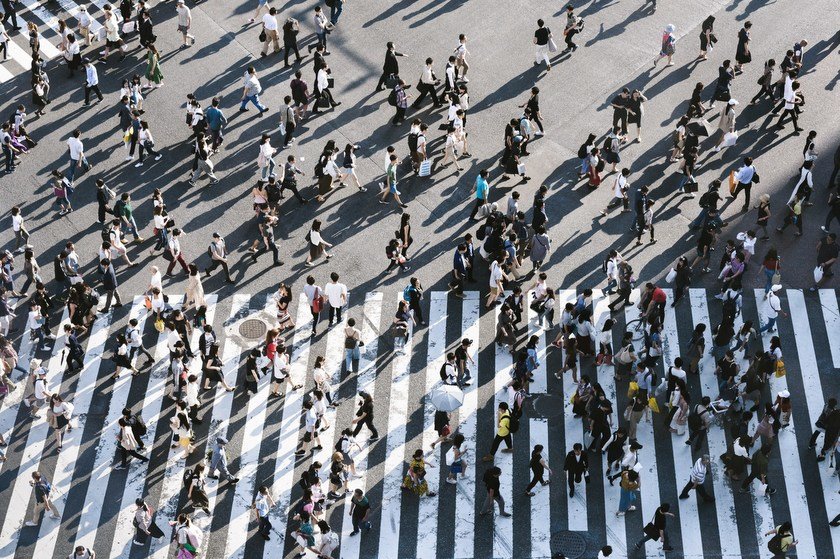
[26,471,60,526]
[765,522,798,558]
[686,396,712,452]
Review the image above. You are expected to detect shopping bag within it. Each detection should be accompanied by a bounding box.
[814,265,824,283]
[517,163,526,176]
[418,159,431,177]
[728,170,736,194]
[665,268,677,284]
[144,296,152,310]
[548,38,559,53]
[122,20,136,34]
[648,397,660,413]
[154,318,165,333]
[722,131,739,147]
[775,359,786,378]
[627,381,639,399]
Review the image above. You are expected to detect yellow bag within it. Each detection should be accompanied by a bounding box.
[648,396,660,413]
[728,169,736,194]
[154,317,165,333]
[627,381,639,399]
[123,127,133,144]
[570,392,578,404]
[775,359,786,378]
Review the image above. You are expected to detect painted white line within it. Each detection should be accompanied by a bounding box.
[623,293,662,557]
[528,418,551,558]
[338,292,383,559]
[224,295,278,559]
[452,291,479,559]
[263,293,314,556]
[53,0,104,35]
[786,290,837,558]
[492,303,513,559]
[376,293,415,559]
[0,308,70,556]
[193,294,251,555]
[592,291,627,555]
[0,64,15,83]
[526,292,548,394]
[0,294,38,475]
[413,291,447,559]
[665,290,706,556]
[32,308,113,558]
[753,289,816,559]
[4,40,34,75]
[818,290,840,369]
[74,297,149,552]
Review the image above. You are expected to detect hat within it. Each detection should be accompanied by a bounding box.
[29,358,42,370]
[778,390,790,398]
[216,437,228,445]
[665,24,676,33]
[759,193,770,203]
[728,99,739,105]
[771,284,783,292]
[82,57,91,64]
[212,232,221,238]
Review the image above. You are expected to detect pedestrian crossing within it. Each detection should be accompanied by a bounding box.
[0,288,838,559]
[0,0,111,83]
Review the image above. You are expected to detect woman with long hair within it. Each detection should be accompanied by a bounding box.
[144,44,164,88]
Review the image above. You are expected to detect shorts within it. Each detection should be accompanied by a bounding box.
[178,25,189,35]
[490,287,500,297]
[303,431,313,443]
[449,461,463,475]
[258,0,268,5]
[106,38,122,49]
[389,182,398,194]
[696,247,706,258]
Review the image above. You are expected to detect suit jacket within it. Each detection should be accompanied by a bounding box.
[139,19,155,45]
[118,104,132,131]
[563,450,588,473]
[382,50,402,74]
[103,266,118,291]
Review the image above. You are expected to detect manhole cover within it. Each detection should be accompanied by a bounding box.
[239,318,268,340]
[532,394,564,419]
[551,531,586,559]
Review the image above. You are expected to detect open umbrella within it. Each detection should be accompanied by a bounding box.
[686,119,713,137]
[429,384,464,412]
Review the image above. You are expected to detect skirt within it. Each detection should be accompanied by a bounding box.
[55,413,69,430]
[203,367,222,384]
[318,175,333,196]
[309,243,324,260]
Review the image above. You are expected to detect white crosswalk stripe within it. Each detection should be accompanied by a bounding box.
[0,289,838,559]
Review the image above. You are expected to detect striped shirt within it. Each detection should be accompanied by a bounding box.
[689,458,707,484]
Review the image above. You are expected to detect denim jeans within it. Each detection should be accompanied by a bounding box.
[240,94,266,112]
[618,488,637,512]
[344,346,360,373]
[759,316,777,333]
[68,154,90,182]
[261,158,276,181]
[763,268,774,293]
[330,0,343,24]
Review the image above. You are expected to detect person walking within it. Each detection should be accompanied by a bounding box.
[686,395,711,451]
[730,156,758,212]
[205,233,234,283]
[83,58,104,105]
[175,0,194,47]
[391,79,411,125]
[563,442,589,497]
[634,503,675,551]
[412,57,440,108]
[348,488,372,535]
[653,24,676,67]
[376,41,406,91]
[740,444,776,495]
[533,19,553,72]
[239,66,268,115]
[282,16,301,67]
[734,21,752,74]
[100,259,123,312]
[252,485,275,541]
[378,153,408,208]
[259,7,280,57]
[480,466,511,517]
[165,228,189,276]
[765,522,798,558]
[469,169,490,220]
[525,444,551,496]
[482,402,513,461]
[698,15,715,60]
[616,469,640,516]
[562,4,584,53]
[25,471,60,526]
[678,455,715,502]
[132,498,165,546]
[759,285,785,333]
[351,391,378,441]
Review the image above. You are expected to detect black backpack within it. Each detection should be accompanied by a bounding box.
[577,143,588,159]
[113,199,126,219]
[698,191,713,209]
[407,132,419,153]
[133,413,147,436]
[325,0,335,6]
[183,467,195,487]
[688,405,706,431]
[722,294,739,323]
[508,413,520,434]
[439,363,449,382]
[388,88,398,107]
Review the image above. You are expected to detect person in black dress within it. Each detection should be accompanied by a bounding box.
[698,15,715,60]
[734,21,752,74]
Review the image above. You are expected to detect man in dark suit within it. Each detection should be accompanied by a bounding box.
[62,324,85,372]
[376,42,405,91]
[100,258,123,312]
[138,11,155,47]
[563,442,589,497]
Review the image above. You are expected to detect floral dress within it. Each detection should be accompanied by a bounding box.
[402,458,430,496]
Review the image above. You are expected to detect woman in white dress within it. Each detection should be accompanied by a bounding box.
[184,264,206,311]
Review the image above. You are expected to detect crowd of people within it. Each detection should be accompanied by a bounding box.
[0,0,839,558]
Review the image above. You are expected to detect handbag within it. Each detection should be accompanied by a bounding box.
[665,268,677,284]
[154,318,165,333]
[774,359,786,378]
[814,265,824,283]
[316,94,331,109]
[771,264,781,285]
[122,20,136,34]
[385,73,398,89]
[418,159,431,177]
[548,38,558,53]
[516,163,526,176]
[627,381,639,399]
[312,290,324,313]
[258,29,267,42]
[648,396,660,413]
[144,295,152,310]
[728,170,737,194]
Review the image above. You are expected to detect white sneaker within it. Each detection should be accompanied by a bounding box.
[446,478,458,484]
[535,131,544,137]
[135,162,143,168]
[155,154,163,161]
[124,156,133,161]
[25,521,37,527]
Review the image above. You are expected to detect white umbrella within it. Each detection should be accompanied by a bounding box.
[429,384,464,412]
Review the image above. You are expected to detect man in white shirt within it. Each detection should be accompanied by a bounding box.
[775,78,803,133]
[239,66,268,115]
[98,5,125,62]
[83,59,103,105]
[66,129,91,183]
[260,7,280,55]
[310,6,330,54]
[731,156,757,212]
[412,57,440,108]
[759,284,786,333]
[176,0,195,47]
[323,271,347,327]
[10,206,30,253]
[453,34,470,81]
[166,228,189,276]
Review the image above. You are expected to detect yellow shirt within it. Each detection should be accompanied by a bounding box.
[497,411,511,437]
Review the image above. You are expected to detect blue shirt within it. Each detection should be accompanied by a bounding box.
[453,249,467,275]
[205,107,227,131]
[475,176,489,201]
